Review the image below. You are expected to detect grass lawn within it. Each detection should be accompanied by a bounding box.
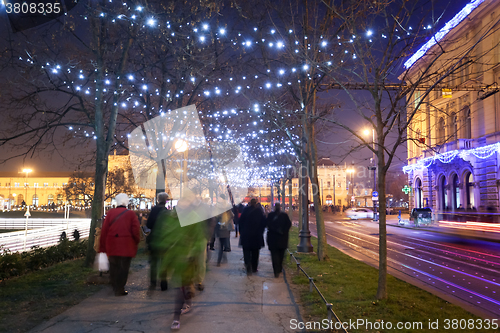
[0,242,149,333]
[285,227,495,333]
[0,259,103,333]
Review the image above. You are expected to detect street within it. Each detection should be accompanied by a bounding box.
[298,213,500,319]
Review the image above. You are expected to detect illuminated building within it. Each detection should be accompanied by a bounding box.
[403,0,500,213]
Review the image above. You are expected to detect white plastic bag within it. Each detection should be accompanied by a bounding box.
[94,252,109,272]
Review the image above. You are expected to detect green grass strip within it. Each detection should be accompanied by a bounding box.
[284,227,496,333]
[0,259,103,332]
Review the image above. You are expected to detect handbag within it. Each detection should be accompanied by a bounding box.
[94,252,109,272]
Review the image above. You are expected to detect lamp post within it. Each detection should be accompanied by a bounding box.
[364,129,378,221]
[22,168,32,207]
[175,139,188,198]
[347,168,354,207]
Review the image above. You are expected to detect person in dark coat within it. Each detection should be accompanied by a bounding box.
[146,192,170,291]
[233,203,243,237]
[238,198,265,276]
[215,195,234,266]
[99,193,140,296]
[266,203,292,278]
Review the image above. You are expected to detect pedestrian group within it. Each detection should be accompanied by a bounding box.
[98,192,291,330]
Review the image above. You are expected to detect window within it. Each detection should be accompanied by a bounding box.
[414,91,422,110]
[43,183,48,187]
[62,183,67,186]
[437,117,445,144]
[48,194,54,204]
[465,106,471,139]
[327,181,331,187]
[465,172,474,210]
[14,182,19,187]
[452,174,460,209]
[32,194,39,206]
[452,113,458,141]
[415,178,423,208]
[439,176,448,211]
[57,194,63,205]
[24,182,28,187]
[53,183,58,187]
[34,183,39,188]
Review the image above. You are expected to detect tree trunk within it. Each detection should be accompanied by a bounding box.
[308,128,328,261]
[282,177,286,210]
[288,177,293,221]
[376,139,388,299]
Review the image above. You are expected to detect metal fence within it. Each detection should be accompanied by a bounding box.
[0,218,90,229]
[288,250,348,333]
[0,219,90,253]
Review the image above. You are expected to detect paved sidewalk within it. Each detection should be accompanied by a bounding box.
[29,236,303,333]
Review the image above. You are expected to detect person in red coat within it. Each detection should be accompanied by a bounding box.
[100,193,140,296]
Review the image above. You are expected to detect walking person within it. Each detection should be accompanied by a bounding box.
[146,192,170,291]
[215,195,234,266]
[151,198,206,330]
[238,198,265,276]
[99,193,140,296]
[233,203,243,237]
[266,203,292,278]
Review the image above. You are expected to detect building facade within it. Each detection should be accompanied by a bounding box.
[0,152,155,210]
[404,0,500,213]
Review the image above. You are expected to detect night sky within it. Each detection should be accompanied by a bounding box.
[0,0,479,174]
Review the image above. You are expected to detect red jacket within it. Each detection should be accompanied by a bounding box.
[100,207,140,257]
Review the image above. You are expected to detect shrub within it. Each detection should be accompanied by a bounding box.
[0,240,88,281]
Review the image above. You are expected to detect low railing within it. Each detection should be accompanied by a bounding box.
[0,218,90,229]
[287,249,348,333]
[0,221,90,253]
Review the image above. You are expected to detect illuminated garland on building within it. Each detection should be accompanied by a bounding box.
[403,142,500,174]
[404,0,485,69]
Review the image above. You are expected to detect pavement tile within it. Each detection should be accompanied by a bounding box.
[29,235,302,333]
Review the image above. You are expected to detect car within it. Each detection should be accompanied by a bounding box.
[345,208,377,220]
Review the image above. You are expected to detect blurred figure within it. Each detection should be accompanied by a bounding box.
[151,197,206,330]
[266,203,292,278]
[146,192,170,291]
[194,196,215,291]
[216,194,234,266]
[99,193,140,296]
[239,198,266,276]
[233,203,243,237]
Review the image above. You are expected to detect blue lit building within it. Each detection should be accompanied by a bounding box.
[403,0,500,214]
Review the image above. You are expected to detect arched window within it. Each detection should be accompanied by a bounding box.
[326,195,332,205]
[32,194,39,206]
[437,117,445,144]
[47,194,54,204]
[415,178,423,208]
[452,174,460,209]
[17,194,24,206]
[465,172,475,210]
[57,194,63,205]
[439,176,448,211]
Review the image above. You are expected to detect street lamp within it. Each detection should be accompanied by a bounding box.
[347,168,354,207]
[175,139,188,198]
[22,168,32,206]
